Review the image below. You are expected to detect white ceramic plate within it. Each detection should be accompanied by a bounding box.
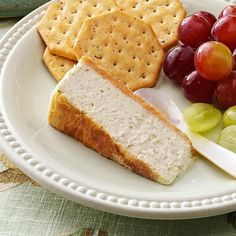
[0,0,236,220]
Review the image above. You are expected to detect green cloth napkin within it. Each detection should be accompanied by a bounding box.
[0,0,50,18]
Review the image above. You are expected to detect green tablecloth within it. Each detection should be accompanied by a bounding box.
[0,3,236,236]
[0,183,236,236]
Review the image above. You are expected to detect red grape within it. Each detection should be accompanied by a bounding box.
[181,71,216,103]
[219,5,236,18]
[178,15,212,48]
[194,11,217,27]
[194,41,234,81]
[212,15,236,51]
[163,45,195,84]
[215,71,236,109]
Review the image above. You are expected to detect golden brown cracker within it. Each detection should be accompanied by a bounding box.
[43,47,76,82]
[115,0,186,50]
[73,10,164,91]
[37,0,118,60]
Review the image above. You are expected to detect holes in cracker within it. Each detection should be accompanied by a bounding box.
[174,13,182,21]
[65,16,73,24]
[92,25,98,32]
[141,74,146,79]
[133,3,137,9]
[60,64,65,67]
[113,62,117,66]
[148,46,158,57]
[87,13,92,18]
[95,55,103,60]
[71,9,78,14]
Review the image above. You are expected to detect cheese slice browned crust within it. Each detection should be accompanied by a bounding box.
[48,56,195,185]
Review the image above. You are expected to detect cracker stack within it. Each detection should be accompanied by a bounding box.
[38,0,186,90]
[38,0,119,60]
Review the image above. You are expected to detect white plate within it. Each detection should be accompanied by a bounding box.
[0,0,236,220]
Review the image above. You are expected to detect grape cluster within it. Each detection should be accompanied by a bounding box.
[163,6,236,109]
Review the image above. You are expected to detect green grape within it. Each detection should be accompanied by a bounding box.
[183,103,222,132]
[223,105,236,127]
[218,125,236,153]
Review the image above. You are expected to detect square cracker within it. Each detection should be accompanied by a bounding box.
[43,47,76,82]
[73,10,164,91]
[115,0,186,50]
[37,0,118,60]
